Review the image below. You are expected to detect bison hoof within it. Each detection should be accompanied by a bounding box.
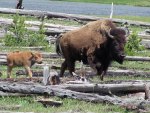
[100,76,104,81]
[59,74,64,77]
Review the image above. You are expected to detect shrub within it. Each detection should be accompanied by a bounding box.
[4,14,48,47]
[125,31,145,56]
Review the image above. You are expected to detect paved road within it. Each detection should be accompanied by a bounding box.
[0,0,150,16]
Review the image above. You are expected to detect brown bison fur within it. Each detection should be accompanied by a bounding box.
[7,51,43,78]
[56,19,129,80]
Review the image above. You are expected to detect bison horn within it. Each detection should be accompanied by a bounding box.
[107,29,114,39]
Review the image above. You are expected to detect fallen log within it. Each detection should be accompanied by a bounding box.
[141,39,150,49]
[15,69,150,78]
[26,26,67,35]
[107,69,150,77]
[1,52,150,61]
[0,17,78,30]
[0,81,149,111]
[0,80,148,95]
[125,56,150,61]
[0,91,35,97]
[144,84,150,100]
[36,98,62,107]
[0,8,150,28]
[0,52,59,59]
[59,83,146,94]
[0,105,21,111]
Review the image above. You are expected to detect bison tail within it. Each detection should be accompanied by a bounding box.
[56,34,63,56]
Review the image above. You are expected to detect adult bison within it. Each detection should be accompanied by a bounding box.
[56,19,129,80]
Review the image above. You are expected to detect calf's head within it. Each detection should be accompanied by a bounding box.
[31,52,43,64]
[107,27,129,64]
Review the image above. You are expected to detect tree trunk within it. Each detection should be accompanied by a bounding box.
[0,81,150,111]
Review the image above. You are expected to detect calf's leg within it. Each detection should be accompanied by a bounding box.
[7,66,13,78]
[24,66,32,78]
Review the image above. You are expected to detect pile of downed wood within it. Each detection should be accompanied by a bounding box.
[0,78,150,112]
[0,8,150,28]
[0,16,150,48]
[0,8,150,112]
[1,52,150,78]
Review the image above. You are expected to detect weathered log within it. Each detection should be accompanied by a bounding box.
[0,77,43,84]
[0,91,34,97]
[1,52,150,61]
[144,84,150,100]
[15,68,150,78]
[141,39,150,49]
[0,80,148,95]
[138,33,150,40]
[1,17,150,42]
[36,98,62,107]
[26,26,67,34]
[136,101,150,112]
[0,105,21,110]
[99,80,150,85]
[106,69,150,77]
[59,83,146,94]
[0,17,78,30]
[0,81,150,111]
[125,56,150,61]
[0,52,59,59]
[16,70,43,77]
[0,8,150,28]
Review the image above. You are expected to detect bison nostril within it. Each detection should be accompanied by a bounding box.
[39,61,43,64]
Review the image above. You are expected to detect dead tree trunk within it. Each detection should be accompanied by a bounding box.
[58,83,146,94]
[0,81,148,97]
[144,84,150,100]
[0,81,149,111]
[0,8,150,28]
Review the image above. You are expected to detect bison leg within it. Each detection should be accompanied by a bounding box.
[67,61,75,76]
[97,64,109,81]
[87,46,97,71]
[60,60,67,77]
[100,71,106,81]
[87,56,96,71]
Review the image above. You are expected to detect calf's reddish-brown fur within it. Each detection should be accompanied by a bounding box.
[7,51,43,78]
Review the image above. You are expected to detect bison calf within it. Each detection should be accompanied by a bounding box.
[7,51,43,78]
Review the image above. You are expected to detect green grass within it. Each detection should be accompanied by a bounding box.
[0,96,133,113]
[111,16,150,23]
[0,54,148,113]
[0,10,150,113]
[53,0,150,7]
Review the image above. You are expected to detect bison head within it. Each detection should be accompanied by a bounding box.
[107,27,129,64]
[31,52,43,64]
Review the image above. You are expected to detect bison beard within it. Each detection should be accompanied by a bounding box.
[56,19,129,81]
